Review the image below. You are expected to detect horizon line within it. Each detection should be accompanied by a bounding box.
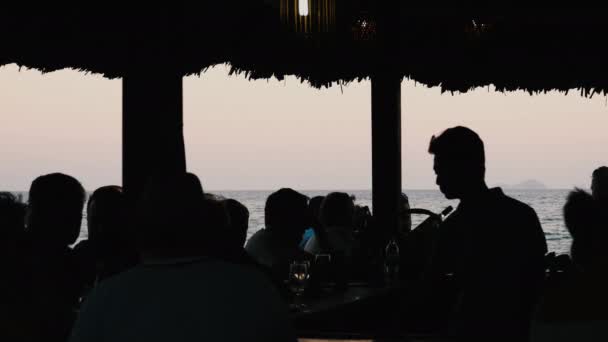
[191,187,573,192]
[3,187,578,193]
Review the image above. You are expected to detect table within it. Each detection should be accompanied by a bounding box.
[289,282,409,339]
[288,279,455,341]
[290,283,395,318]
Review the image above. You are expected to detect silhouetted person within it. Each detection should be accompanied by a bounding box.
[351,203,375,260]
[541,166,608,278]
[245,188,312,270]
[25,173,87,342]
[305,192,356,258]
[564,189,606,270]
[185,171,205,195]
[0,192,26,263]
[591,166,608,207]
[428,127,547,341]
[0,192,26,243]
[205,198,260,268]
[224,198,249,249]
[73,186,138,291]
[191,193,237,258]
[532,189,608,341]
[353,203,371,234]
[0,192,33,340]
[69,175,295,342]
[300,195,324,249]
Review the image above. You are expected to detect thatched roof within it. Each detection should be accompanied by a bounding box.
[2,3,608,95]
[0,2,264,77]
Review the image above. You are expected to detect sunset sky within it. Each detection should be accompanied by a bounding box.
[1,64,606,191]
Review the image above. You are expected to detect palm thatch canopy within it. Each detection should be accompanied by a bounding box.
[1,3,607,95]
[230,4,608,95]
[0,2,264,77]
[1,3,604,265]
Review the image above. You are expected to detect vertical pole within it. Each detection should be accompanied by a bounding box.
[371,74,402,245]
[122,72,186,206]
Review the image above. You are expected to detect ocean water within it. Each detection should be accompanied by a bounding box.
[211,189,573,255]
[14,189,573,255]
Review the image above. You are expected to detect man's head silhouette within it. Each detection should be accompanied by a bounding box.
[429,126,486,200]
[264,188,309,243]
[27,173,86,246]
[591,166,608,204]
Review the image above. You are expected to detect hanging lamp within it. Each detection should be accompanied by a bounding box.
[280,0,336,34]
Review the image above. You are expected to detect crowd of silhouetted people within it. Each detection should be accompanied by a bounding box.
[1,126,607,342]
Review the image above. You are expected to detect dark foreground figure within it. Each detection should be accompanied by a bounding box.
[0,192,30,340]
[25,173,88,342]
[69,175,295,342]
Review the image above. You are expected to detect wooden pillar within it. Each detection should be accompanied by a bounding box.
[371,73,402,244]
[122,72,186,206]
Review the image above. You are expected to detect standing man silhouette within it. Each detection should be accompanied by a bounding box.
[429,126,547,341]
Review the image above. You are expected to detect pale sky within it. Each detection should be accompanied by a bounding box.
[1,64,606,191]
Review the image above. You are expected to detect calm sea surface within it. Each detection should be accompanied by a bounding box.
[14,189,573,255]
[213,189,572,255]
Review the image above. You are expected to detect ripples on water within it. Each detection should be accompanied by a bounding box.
[15,189,574,255]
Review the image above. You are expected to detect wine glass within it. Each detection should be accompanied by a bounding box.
[313,254,332,285]
[289,261,310,309]
[314,253,332,265]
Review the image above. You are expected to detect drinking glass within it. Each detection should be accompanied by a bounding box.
[313,254,332,284]
[289,261,310,309]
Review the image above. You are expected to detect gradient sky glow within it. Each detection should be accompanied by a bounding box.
[1,64,607,191]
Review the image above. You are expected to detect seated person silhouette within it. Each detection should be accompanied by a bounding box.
[69,175,296,342]
[186,191,258,269]
[24,173,88,342]
[427,127,547,341]
[591,166,608,208]
[184,171,205,195]
[0,192,26,257]
[532,180,608,341]
[73,186,138,291]
[245,188,312,271]
[304,192,357,258]
[300,195,324,249]
[223,198,249,249]
[213,198,261,268]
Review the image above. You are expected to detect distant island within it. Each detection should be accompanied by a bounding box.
[497,180,548,190]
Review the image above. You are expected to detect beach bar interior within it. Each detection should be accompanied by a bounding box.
[2,1,608,340]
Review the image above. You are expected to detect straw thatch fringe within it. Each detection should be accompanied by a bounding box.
[1,3,608,96]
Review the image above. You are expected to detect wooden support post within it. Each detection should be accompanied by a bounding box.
[371,73,402,244]
[122,72,186,205]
